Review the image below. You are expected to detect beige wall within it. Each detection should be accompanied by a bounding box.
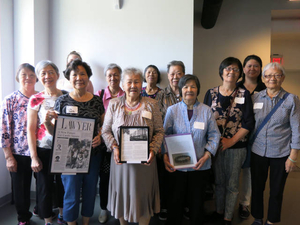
[194,0,272,101]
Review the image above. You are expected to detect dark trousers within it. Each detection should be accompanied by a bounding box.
[251,153,288,223]
[36,148,64,219]
[11,154,33,222]
[99,151,110,210]
[166,170,209,225]
[157,154,169,210]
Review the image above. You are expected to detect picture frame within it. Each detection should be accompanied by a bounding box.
[163,133,197,169]
[50,115,96,174]
[119,126,149,164]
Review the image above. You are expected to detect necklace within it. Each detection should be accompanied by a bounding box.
[125,101,141,115]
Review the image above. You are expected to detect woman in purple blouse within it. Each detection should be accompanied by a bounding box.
[1,63,38,225]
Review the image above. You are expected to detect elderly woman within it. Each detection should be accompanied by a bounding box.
[156,60,185,119]
[57,51,94,93]
[203,57,254,225]
[236,55,266,219]
[155,60,185,220]
[27,60,67,225]
[141,65,161,99]
[250,63,300,225]
[46,59,105,225]
[94,63,124,223]
[0,63,37,225]
[101,67,164,225]
[163,75,220,225]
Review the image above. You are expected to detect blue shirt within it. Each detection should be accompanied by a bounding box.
[251,88,300,158]
[163,100,221,171]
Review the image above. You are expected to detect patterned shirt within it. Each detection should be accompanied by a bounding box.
[251,88,300,158]
[54,94,105,154]
[163,100,221,171]
[204,86,254,149]
[1,91,31,156]
[28,91,67,149]
[156,85,182,120]
[141,87,162,99]
[94,86,124,111]
[101,95,164,154]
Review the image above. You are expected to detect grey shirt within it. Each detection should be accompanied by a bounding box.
[251,88,300,158]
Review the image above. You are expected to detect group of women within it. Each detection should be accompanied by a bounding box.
[1,53,299,225]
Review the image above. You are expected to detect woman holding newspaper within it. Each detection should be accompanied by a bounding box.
[45,59,105,225]
[163,75,221,225]
[250,62,300,225]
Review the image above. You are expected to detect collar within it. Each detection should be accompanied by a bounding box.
[104,86,124,100]
[180,99,200,108]
[262,88,286,99]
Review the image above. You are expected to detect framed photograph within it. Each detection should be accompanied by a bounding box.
[163,133,197,169]
[50,115,96,174]
[119,126,149,163]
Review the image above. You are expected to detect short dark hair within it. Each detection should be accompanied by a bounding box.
[241,54,263,83]
[178,74,200,97]
[143,65,161,83]
[64,59,92,80]
[167,60,185,74]
[16,63,38,82]
[219,57,243,80]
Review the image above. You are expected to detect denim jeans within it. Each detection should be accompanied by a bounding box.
[213,147,246,219]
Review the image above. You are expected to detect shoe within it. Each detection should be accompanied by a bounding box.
[223,220,232,225]
[239,204,250,219]
[57,214,67,225]
[264,221,272,225]
[98,209,108,223]
[183,207,190,220]
[18,222,30,225]
[251,219,263,225]
[32,206,39,217]
[45,223,53,225]
[158,209,167,221]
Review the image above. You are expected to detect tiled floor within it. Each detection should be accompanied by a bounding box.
[1,171,299,225]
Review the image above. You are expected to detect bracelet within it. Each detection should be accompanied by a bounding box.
[112,146,118,151]
[288,156,297,163]
[205,151,211,158]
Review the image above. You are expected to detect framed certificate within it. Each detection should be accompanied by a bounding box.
[119,126,149,163]
[163,133,197,169]
[50,115,96,174]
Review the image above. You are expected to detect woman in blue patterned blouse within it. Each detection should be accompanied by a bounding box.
[250,63,300,225]
[163,75,221,225]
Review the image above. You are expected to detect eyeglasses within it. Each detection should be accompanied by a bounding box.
[264,74,283,79]
[224,67,240,73]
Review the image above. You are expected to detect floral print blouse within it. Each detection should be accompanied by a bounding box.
[28,91,66,149]
[1,91,32,156]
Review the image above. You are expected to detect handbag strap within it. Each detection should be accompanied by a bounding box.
[251,92,290,143]
[100,89,105,101]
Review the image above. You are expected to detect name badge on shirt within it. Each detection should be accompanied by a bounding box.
[142,111,152,120]
[194,122,205,130]
[254,102,263,109]
[234,97,245,104]
[66,106,78,114]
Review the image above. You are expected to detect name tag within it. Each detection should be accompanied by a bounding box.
[234,97,245,104]
[194,122,205,130]
[254,102,263,109]
[142,111,152,120]
[66,106,78,114]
